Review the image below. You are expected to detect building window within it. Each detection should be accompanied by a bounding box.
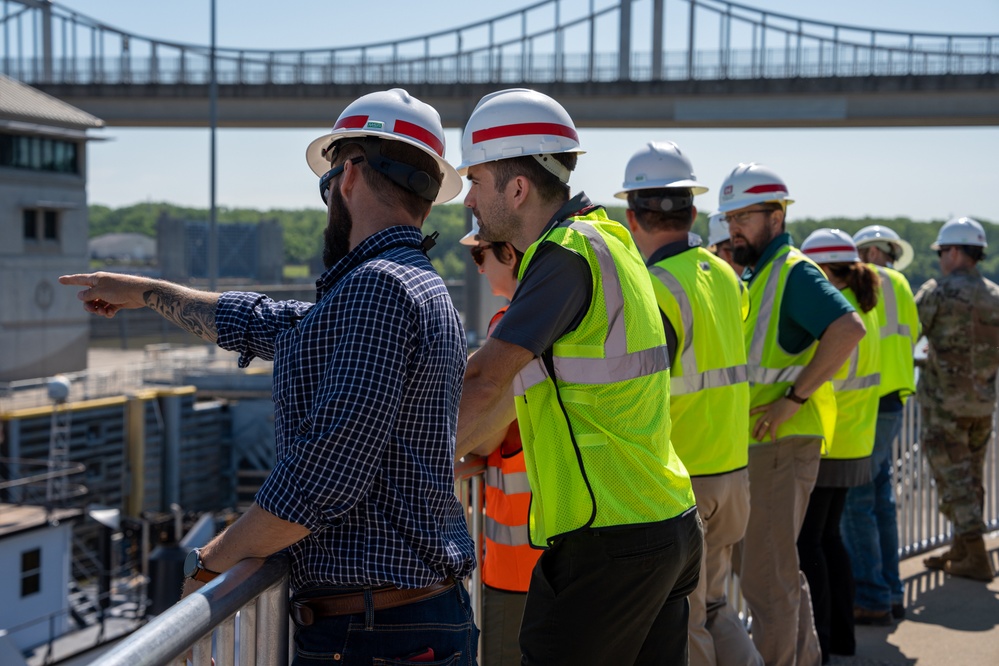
[23,208,61,250]
[21,548,41,597]
[0,132,79,174]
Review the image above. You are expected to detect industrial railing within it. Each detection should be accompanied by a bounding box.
[91,399,997,665]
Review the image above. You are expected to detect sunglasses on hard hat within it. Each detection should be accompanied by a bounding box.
[319,155,365,205]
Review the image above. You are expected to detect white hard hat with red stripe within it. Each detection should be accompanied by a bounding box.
[801,228,860,264]
[853,224,914,271]
[457,88,584,183]
[306,88,462,204]
[707,212,730,247]
[931,216,988,249]
[614,141,708,198]
[717,162,794,214]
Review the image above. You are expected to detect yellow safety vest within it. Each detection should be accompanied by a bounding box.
[650,247,750,475]
[870,265,919,401]
[513,209,696,547]
[828,288,882,459]
[745,245,837,446]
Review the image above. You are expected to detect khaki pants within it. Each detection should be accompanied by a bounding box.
[689,468,763,666]
[741,437,822,666]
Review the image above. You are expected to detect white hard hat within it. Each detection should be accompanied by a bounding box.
[458,88,584,182]
[707,212,730,247]
[717,163,794,214]
[305,88,461,204]
[853,224,914,271]
[614,141,708,199]
[459,218,482,246]
[930,216,988,250]
[801,228,860,264]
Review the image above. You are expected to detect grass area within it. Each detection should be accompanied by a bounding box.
[283,264,311,279]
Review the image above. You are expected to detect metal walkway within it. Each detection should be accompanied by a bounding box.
[2,0,998,127]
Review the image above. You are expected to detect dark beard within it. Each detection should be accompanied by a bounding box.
[732,242,763,269]
[322,186,353,269]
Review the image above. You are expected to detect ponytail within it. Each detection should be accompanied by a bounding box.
[827,262,880,313]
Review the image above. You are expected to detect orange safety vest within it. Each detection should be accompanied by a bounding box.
[482,307,541,592]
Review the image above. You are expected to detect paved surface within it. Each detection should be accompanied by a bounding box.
[832,533,999,665]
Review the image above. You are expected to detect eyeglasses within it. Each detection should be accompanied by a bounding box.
[937,246,954,258]
[723,208,775,225]
[319,155,365,204]
[470,244,490,266]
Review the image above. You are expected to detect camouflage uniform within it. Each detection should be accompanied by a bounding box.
[915,267,999,536]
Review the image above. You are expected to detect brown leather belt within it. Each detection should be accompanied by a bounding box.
[290,578,455,626]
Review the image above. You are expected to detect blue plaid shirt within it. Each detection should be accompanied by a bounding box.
[216,225,475,591]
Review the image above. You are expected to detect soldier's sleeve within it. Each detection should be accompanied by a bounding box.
[914,278,940,337]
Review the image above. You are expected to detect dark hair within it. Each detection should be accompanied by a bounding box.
[488,241,525,274]
[489,153,577,204]
[825,262,881,313]
[334,139,438,219]
[627,188,695,232]
[958,245,986,262]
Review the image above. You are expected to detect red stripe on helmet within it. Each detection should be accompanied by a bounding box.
[804,245,855,254]
[333,115,369,130]
[744,183,788,194]
[472,122,579,144]
[394,119,445,157]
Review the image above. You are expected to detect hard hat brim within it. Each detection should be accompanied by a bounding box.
[716,197,794,214]
[456,148,586,177]
[306,131,463,205]
[613,179,709,199]
[892,238,914,271]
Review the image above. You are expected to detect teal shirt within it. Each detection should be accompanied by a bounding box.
[744,233,855,354]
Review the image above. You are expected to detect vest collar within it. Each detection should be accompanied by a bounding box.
[745,232,793,285]
[647,232,702,266]
[538,192,598,239]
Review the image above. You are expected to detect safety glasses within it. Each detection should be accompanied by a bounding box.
[318,155,365,205]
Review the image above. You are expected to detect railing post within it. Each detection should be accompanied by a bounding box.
[686,0,695,79]
[588,0,596,81]
[618,0,631,80]
[652,0,664,80]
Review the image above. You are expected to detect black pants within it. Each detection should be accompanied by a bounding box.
[519,509,702,666]
[797,486,855,663]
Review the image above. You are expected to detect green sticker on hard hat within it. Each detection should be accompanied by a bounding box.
[365,120,385,130]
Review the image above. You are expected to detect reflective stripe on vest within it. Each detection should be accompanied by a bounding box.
[747,249,789,375]
[485,466,532,495]
[875,267,911,339]
[484,516,531,547]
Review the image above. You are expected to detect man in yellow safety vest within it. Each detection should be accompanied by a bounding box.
[617,141,762,666]
[456,89,701,665]
[721,162,866,666]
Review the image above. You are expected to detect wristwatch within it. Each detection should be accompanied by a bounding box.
[784,386,808,405]
[184,548,220,584]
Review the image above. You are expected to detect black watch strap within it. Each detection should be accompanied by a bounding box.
[784,386,808,404]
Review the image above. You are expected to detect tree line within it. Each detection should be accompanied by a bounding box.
[89,202,997,292]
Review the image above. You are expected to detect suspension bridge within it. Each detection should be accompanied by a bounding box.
[2,0,998,128]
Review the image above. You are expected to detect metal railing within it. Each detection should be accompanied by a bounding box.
[95,555,290,666]
[2,0,996,87]
[91,398,997,665]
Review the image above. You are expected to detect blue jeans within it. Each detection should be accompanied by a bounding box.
[292,582,478,666]
[841,410,904,612]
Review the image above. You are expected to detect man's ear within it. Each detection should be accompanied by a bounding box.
[625,208,639,233]
[339,157,360,199]
[508,174,531,209]
[690,206,698,226]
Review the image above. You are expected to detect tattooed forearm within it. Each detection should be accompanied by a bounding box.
[144,285,219,342]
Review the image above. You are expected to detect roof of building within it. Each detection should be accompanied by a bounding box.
[0,74,104,130]
[0,504,83,539]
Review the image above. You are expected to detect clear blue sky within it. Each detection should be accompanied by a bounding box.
[52,0,999,222]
